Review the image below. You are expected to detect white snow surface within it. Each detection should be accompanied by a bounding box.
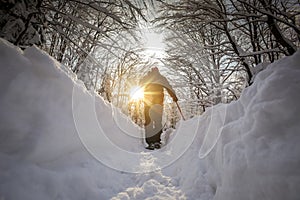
[0,38,300,200]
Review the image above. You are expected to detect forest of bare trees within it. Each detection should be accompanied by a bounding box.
[1,0,299,124]
[155,0,299,116]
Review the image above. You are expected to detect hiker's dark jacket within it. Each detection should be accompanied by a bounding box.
[140,70,177,105]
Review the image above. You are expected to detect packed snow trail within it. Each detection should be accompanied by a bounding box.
[111,152,186,199]
[1,38,300,200]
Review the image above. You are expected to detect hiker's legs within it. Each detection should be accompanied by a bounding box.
[144,105,154,145]
[147,104,163,144]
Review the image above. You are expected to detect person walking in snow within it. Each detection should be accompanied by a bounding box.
[139,67,178,150]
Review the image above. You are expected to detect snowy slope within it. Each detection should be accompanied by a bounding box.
[0,38,145,199]
[165,51,300,199]
[0,38,300,200]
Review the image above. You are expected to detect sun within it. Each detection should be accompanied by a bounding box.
[129,86,144,101]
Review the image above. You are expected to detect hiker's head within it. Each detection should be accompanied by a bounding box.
[151,67,159,72]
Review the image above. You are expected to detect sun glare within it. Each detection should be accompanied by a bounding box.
[143,31,166,59]
[130,86,144,100]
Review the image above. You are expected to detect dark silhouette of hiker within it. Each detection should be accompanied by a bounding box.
[139,67,178,150]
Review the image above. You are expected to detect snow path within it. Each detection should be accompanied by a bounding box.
[111,151,187,200]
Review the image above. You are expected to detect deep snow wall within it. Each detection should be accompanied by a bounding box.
[0,38,141,161]
[196,50,300,199]
[0,38,142,199]
[159,50,300,200]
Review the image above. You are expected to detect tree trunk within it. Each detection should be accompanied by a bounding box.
[258,0,296,55]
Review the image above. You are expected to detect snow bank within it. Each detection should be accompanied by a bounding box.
[207,50,300,200]
[163,50,300,199]
[0,38,143,199]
